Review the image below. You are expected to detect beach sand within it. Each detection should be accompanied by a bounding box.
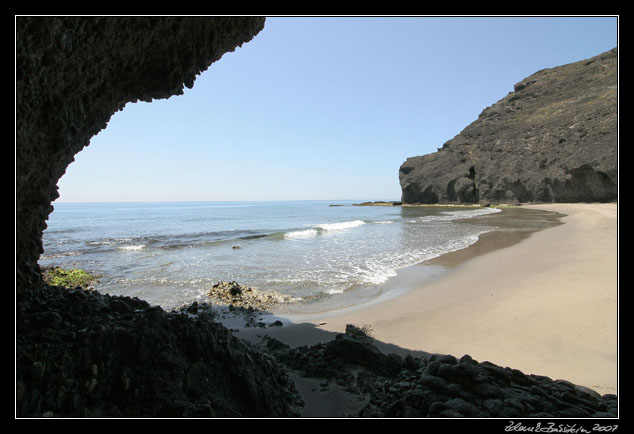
[236,203,618,412]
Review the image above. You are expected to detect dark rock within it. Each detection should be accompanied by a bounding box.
[427,401,448,416]
[480,362,513,386]
[470,380,501,399]
[15,17,308,418]
[17,285,301,417]
[434,354,458,365]
[437,361,478,385]
[400,48,617,205]
[402,353,420,372]
[438,408,466,418]
[33,311,63,327]
[262,336,290,352]
[16,15,266,293]
[482,398,504,416]
[418,374,450,392]
[323,325,400,377]
[444,398,485,417]
[422,360,442,376]
[263,321,618,418]
[592,411,616,418]
[109,299,131,314]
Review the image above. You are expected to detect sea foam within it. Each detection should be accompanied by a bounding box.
[418,207,501,222]
[311,220,366,231]
[285,229,319,239]
[119,244,145,251]
[285,220,366,239]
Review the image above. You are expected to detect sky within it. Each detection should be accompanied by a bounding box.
[55,16,618,203]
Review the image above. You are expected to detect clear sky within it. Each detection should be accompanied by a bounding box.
[55,16,618,203]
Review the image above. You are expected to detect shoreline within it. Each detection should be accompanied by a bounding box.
[234,203,618,396]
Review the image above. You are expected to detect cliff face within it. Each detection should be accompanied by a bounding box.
[16,16,266,291]
[399,48,618,205]
[16,16,305,418]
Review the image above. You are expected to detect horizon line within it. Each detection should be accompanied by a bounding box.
[51,198,400,205]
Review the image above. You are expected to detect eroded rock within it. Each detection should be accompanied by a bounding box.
[261,325,618,418]
[16,284,302,417]
[208,281,296,311]
[15,16,309,418]
[399,48,617,205]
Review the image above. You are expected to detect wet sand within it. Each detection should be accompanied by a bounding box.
[236,203,618,399]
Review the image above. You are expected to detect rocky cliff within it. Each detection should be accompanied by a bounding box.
[16,16,306,418]
[399,48,618,204]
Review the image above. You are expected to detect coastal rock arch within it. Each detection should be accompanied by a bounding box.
[15,17,620,418]
[16,16,308,417]
[16,16,265,292]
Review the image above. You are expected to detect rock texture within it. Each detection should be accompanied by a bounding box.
[400,48,618,205]
[16,285,302,417]
[208,281,296,311]
[14,16,304,418]
[264,325,618,418]
[16,16,266,291]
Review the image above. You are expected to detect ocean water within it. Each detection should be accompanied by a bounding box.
[40,200,507,312]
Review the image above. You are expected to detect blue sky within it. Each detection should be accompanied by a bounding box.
[56,16,618,203]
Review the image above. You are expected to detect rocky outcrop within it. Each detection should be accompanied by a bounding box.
[15,16,304,418]
[264,325,618,418]
[16,284,302,417]
[208,281,296,311]
[400,48,617,204]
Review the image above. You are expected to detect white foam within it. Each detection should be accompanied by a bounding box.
[364,268,398,285]
[90,237,135,246]
[312,220,366,231]
[351,230,491,286]
[419,207,501,222]
[119,244,145,251]
[40,250,81,260]
[285,229,318,239]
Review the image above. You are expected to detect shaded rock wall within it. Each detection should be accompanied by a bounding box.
[16,286,302,417]
[15,16,306,418]
[16,16,265,291]
[399,48,618,204]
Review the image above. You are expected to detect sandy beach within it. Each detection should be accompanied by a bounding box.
[239,203,618,398]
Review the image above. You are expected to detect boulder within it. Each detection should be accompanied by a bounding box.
[208,281,296,311]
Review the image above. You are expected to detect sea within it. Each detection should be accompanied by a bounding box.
[39,200,558,315]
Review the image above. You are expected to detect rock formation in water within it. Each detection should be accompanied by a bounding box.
[399,48,618,205]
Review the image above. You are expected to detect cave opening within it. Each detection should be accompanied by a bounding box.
[17,16,267,293]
